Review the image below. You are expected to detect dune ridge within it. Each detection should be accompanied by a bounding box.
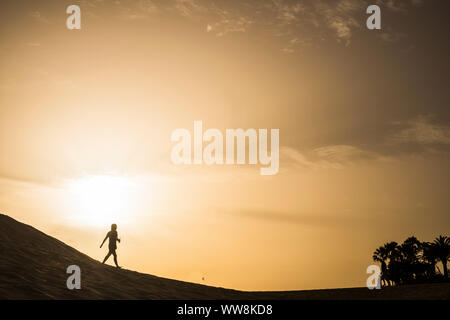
[0,214,449,300]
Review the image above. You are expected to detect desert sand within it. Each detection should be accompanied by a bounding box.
[0,214,449,300]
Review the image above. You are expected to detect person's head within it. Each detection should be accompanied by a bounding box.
[111,223,117,231]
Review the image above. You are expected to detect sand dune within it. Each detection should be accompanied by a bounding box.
[0,214,449,300]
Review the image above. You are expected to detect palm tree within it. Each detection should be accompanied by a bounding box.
[373,245,389,286]
[422,242,438,278]
[399,236,423,281]
[373,242,398,264]
[373,242,398,286]
[432,235,450,279]
[385,241,400,262]
[400,236,422,264]
[373,246,388,264]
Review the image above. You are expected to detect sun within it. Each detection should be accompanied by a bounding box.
[66,175,137,227]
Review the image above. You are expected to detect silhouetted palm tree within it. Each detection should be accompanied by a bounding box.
[372,236,449,285]
[373,245,388,264]
[373,245,389,286]
[400,236,423,282]
[422,242,438,278]
[432,235,450,279]
[373,242,399,262]
[400,236,422,264]
[373,242,398,286]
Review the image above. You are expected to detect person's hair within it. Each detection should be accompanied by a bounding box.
[111,223,117,231]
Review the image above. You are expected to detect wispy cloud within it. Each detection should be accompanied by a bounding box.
[316,0,363,46]
[219,207,372,227]
[282,115,450,169]
[271,0,305,25]
[213,16,253,37]
[281,144,386,171]
[379,30,408,43]
[281,37,312,54]
[174,0,205,17]
[328,18,355,45]
[118,0,160,20]
[69,0,427,49]
[313,145,364,162]
[280,147,317,168]
[390,116,450,145]
[381,0,409,13]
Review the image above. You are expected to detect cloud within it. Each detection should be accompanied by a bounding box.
[329,18,353,45]
[271,0,305,25]
[316,0,362,46]
[68,0,428,49]
[375,0,424,13]
[281,47,294,54]
[117,0,160,20]
[280,147,317,168]
[80,0,105,9]
[383,0,409,13]
[283,116,450,167]
[281,144,385,171]
[270,0,367,46]
[379,31,408,43]
[270,0,424,47]
[390,116,450,145]
[219,207,372,227]
[174,0,205,17]
[213,16,253,37]
[281,37,313,54]
[313,145,363,161]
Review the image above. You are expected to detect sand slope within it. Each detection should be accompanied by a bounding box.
[0,214,449,299]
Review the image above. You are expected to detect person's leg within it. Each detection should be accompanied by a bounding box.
[112,251,119,268]
[102,252,112,264]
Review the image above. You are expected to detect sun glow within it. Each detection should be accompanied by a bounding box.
[66,175,138,227]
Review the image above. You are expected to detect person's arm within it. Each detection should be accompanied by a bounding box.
[100,232,109,248]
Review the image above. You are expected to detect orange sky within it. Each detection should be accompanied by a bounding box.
[0,0,449,291]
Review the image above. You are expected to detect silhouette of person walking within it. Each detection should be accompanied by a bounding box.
[100,223,121,268]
